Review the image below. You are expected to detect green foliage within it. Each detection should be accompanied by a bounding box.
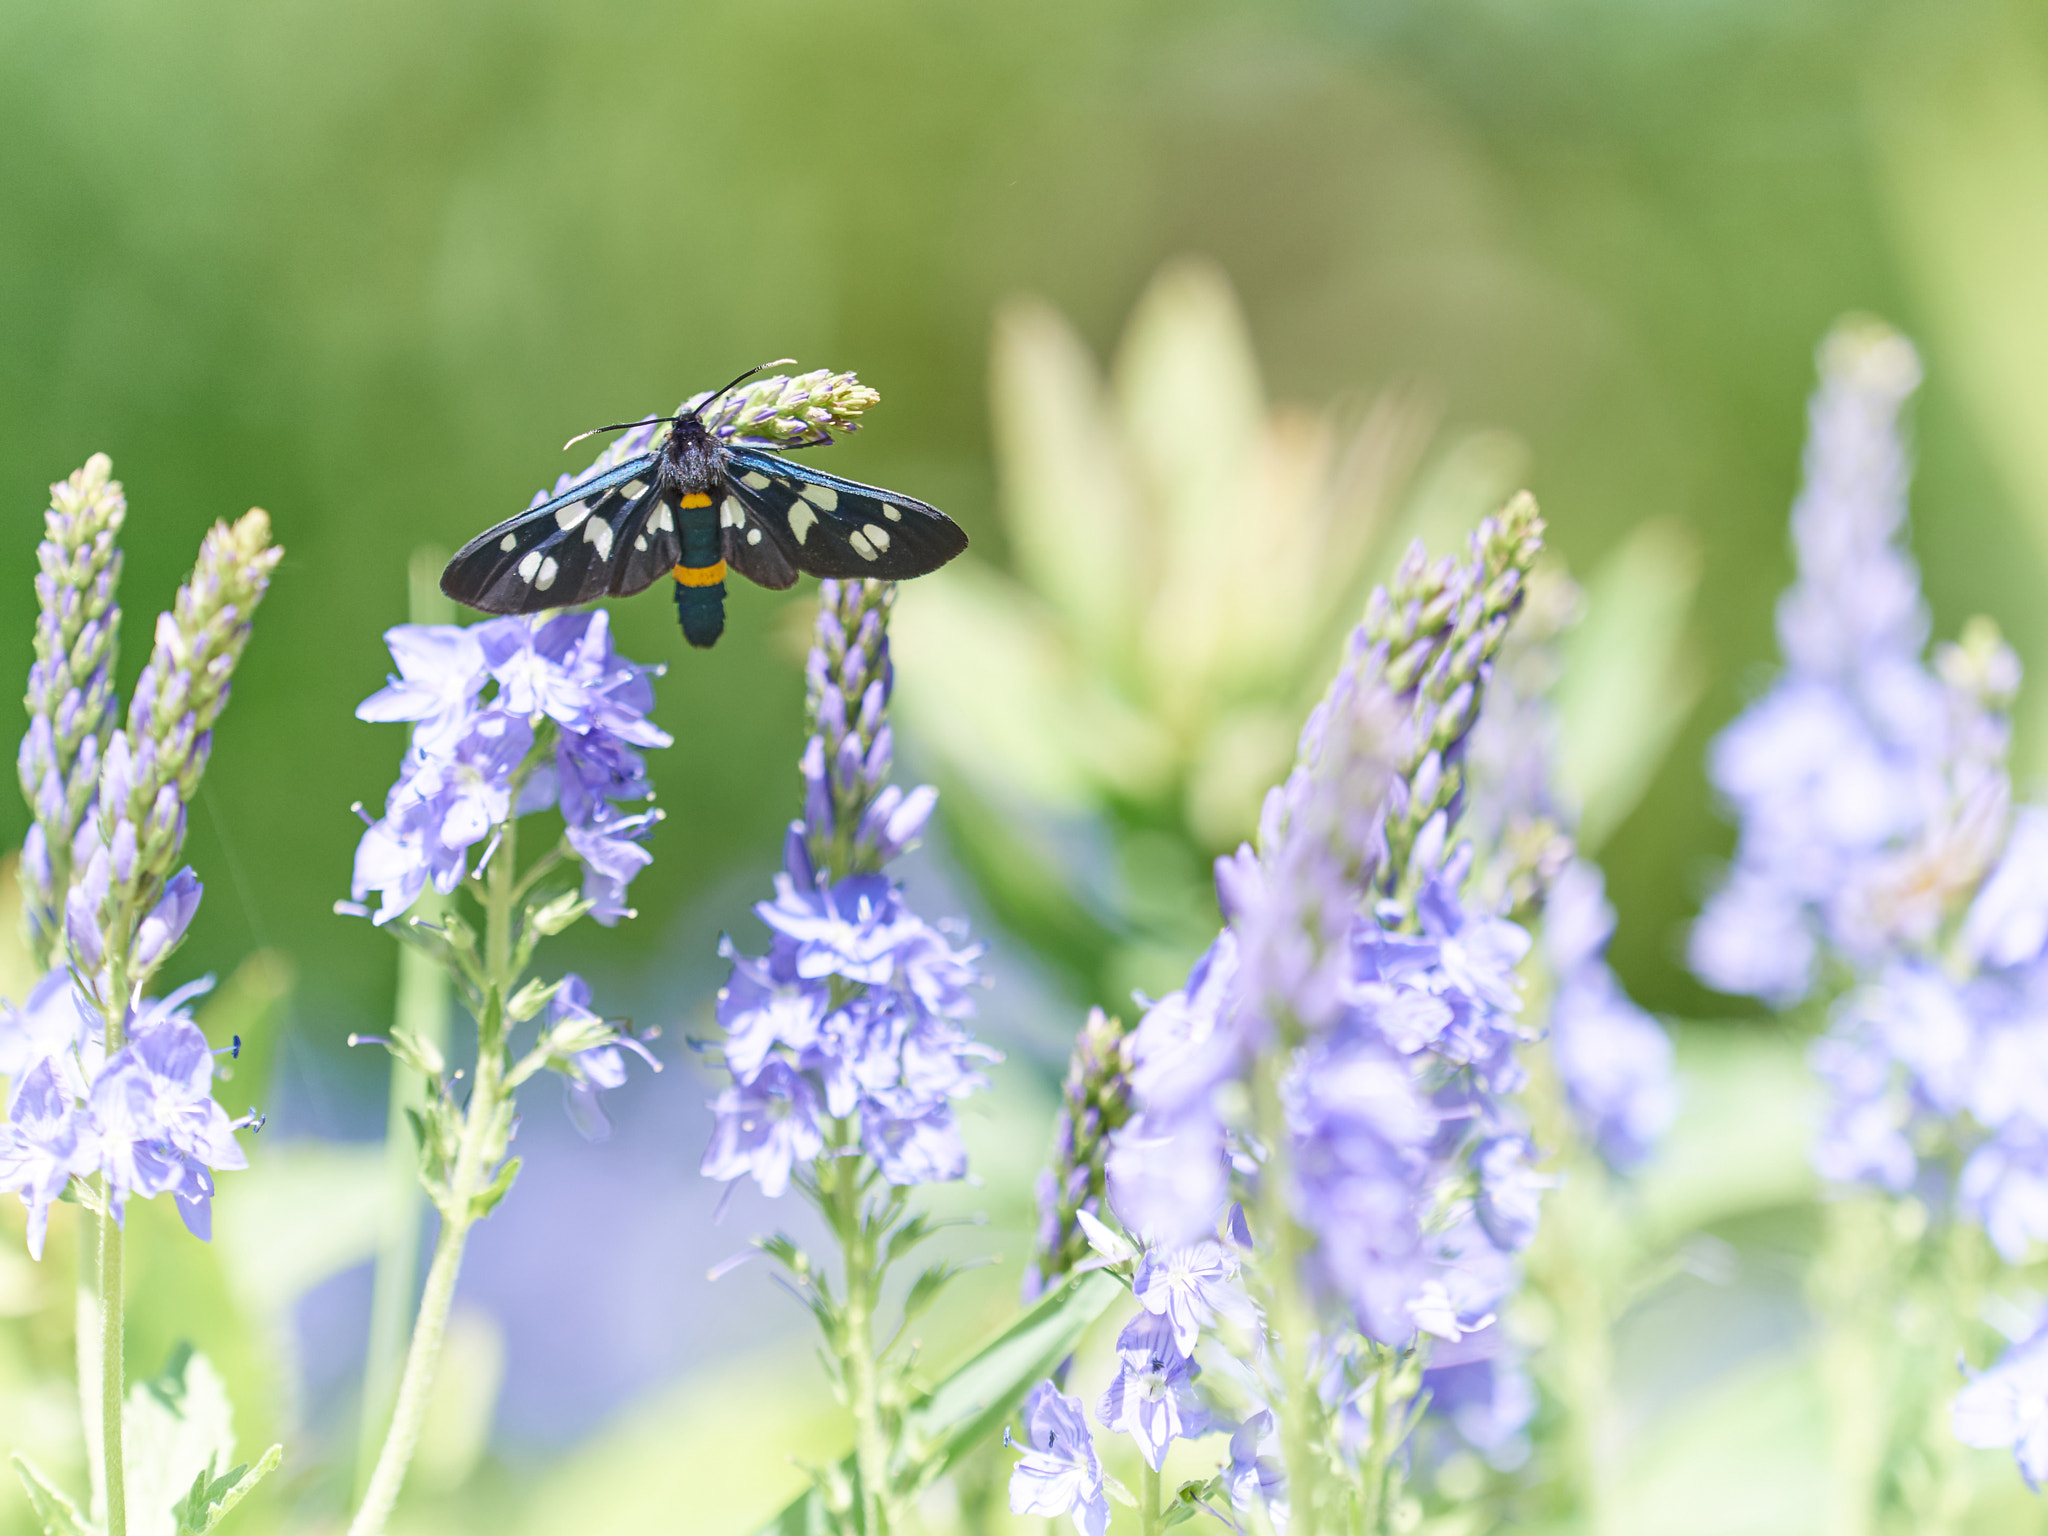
[755,1271,1122,1536]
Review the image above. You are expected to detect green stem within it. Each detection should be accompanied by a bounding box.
[1250,1048,1321,1536]
[1814,1196,1893,1536]
[1140,1461,1163,1536]
[99,954,130,1536]
[347,821,517,1536]
[833,1156,891,1535]
[75,1209,103,1515]
[98,1190,125,1536]
[354,907,449,1502]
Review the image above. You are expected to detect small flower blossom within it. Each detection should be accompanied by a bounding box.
[1096,1310,1217,1471]
[0,972,250,1256]
[1007,1381,1109,1536]
[542,975,659,1143]
[1132,1238,1256,1356]
[1955,1316,2048,1491]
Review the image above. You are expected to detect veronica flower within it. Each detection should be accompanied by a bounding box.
[0,972,252,1255]
[1007,1381,1110,1536]
[349,609,670,928]
[1690,321,1982,1005]
[1071,498,1549,1530]
[1097,1310,1217,1471]
[702,580,992,1195]
[1954,1316,2048,1491]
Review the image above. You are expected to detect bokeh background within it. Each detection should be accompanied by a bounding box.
[7,0,2048,1531]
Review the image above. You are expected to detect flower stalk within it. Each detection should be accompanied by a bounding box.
[341,607,667,1532]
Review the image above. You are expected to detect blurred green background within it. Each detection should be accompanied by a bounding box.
[9,0,2048,1530]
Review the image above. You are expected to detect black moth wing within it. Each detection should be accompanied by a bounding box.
[441,454,681,613]
[721,447,968,582]
[718,488,801,591]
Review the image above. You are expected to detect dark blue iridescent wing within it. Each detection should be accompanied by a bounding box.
[441,453,679,613]
[720,447,968,583]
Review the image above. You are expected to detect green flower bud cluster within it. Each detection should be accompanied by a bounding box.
[697,367,882,449]
[1025,1006,1136,1299]
[1363,490,1544,913]
[86,509,282,1007]
[17,454,126,966]
[114,508,281,874]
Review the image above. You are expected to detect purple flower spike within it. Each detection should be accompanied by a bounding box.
[701,580,991,1198]
[1007,1382,1108,1536]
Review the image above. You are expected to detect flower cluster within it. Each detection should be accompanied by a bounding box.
[701,580,993,1195]
[0,972,251,1256]
[17,454,125,968]
[1690,321,2010,1006]
[1689,318,2048,1497]
[348,609,669,926]
[5,466,276,1260]
[1024,1006,1136,1301]
[1011,500,1549,1530]
[533,366,881,515]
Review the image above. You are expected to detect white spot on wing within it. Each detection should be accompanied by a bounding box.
[721,496,745,529]
[862,522,890,551]
[881,503,902,522]
[622,480,649,498]
[800,482,839,512]
[518,551,542,583]
[556,501,591,531]
[651,504,674,533]
[747,527,763,545]
[849,529,877,561]
[635,535,648,551]
[585,518,614,560]
[741,471,772,490]
[789,502,817,546]
[499,533,518,551]
[536,556,559,591]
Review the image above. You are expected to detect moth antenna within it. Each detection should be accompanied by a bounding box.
[562,415,674,453]
[694,357,799,418]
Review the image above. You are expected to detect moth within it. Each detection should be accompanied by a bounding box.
[441,364,968,647]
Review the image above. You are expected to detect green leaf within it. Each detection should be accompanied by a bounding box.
[1554,516,1704,853]
[469,1156,522,1221]
[751,1270,1122,1536]
[172,1444,282,1535]
[11,1454,96,1536]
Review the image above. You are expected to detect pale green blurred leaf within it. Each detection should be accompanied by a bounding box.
[10,1455,93,1536]
[990,297,1144,668]
[1614,1353,1825,1536]
[1636,1025,1819,1246]
[1117,257,1266,719]
[1555,516,1704,852]
[755,1270,1124,1536]
[213,1140,388,1317]
[893,562,1173,806]
[125,1347,240,1536]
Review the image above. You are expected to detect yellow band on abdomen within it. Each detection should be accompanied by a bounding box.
[677,492,714,508]
[674,560,727,587]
